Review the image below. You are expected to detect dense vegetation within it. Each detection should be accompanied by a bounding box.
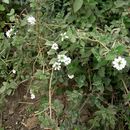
[1,0,130,129]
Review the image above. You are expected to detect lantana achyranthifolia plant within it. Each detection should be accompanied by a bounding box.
[1,0,130,129]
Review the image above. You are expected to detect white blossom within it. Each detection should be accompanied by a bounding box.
[112,56,127,70]
[64,56,71,66]
[52,62,61,70]
[6,28,13,38]
[51,43,59,50]
[58,54,71,66]
[30,90,35,99]
[60,32,69,41]
[68,74,74,79]
[58,54,67,63]
[12,69,16,74]
[27,16,36,25]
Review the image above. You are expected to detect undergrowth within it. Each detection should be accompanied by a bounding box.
[0,0,130,129]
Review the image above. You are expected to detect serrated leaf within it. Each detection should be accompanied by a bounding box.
[49,58,57,64]
[114,45,126,54]
[34,70,46,80]
[73,0,83,13]
[47,49,56,55]
[0,4,5,11]
[9,15,15,22]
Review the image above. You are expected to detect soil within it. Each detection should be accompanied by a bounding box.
[1,81,90,130]
[1,81,42,130]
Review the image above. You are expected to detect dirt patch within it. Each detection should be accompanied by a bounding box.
[1,82,42,130]
[1,81,91,130]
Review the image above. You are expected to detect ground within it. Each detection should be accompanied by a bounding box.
[1,81,43,130]
[0,81,89,130]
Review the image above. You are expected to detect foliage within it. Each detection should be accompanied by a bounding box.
[1,0,130,129]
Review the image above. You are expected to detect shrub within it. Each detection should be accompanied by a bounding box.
[1,0,130,129]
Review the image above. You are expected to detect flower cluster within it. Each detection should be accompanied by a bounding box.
[30,90,35,99]
[6,28,13,38]
[27,16,36,25]
[49,42,72,70]
[58,54,71,66]
[51,43,59,50]
[52,62,61,70]
[112,56,127,70]
[52,54,71,70]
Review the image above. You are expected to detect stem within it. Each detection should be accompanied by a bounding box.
[121,79,129,93]
[36,0,41,51]
[34,107,49,116]
[81,36,110,51]
[48,69,53,119]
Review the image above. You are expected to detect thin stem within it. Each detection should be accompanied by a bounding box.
[36,0,41,51]
[48,69,53,119]
[82,36,110,51]
[34,107,49,116]
[121,79,129,93]
[76,30,110,51]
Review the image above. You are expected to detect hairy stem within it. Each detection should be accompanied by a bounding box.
[49,69,53,119]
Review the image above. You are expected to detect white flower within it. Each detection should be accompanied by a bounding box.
[12,69,16,74]
[60,32,69,41]
[58,54,67,63]
[30,90,35,99]
[52,62,61,70]
[68,74,74,79]
[57,54,71,66]
[64,57,71,66]
[27,16,36,25]
[51,43,59,50]
[6,28,13,38]
[112,56,127,70]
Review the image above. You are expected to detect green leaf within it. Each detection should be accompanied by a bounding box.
[0,85,6,94]
[125,57,130,67]
[98,67,105,77]
[49,58,57,65]
[47,49,56,55]
[2,0,9,4]
[91,48,101,61]
[0,4,5,11]
[34,70,46,80]
[106,51,116,60]
[114,45,126,54]
[75,75,86,88]
[9,15,15,22]
[114,0,128,8]
[7,8,15,16]
[73,0,83,13]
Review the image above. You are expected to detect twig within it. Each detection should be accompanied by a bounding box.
[121,79,129,93]
[76,30,110,51]
[86,37,110,51]
[35,0,41,51]
[79,98,89,113]
[34,107,49,116]
[18,102,34,105]
[48,69,53,119]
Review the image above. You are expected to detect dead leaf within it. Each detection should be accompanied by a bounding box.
[24,116,38,130]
